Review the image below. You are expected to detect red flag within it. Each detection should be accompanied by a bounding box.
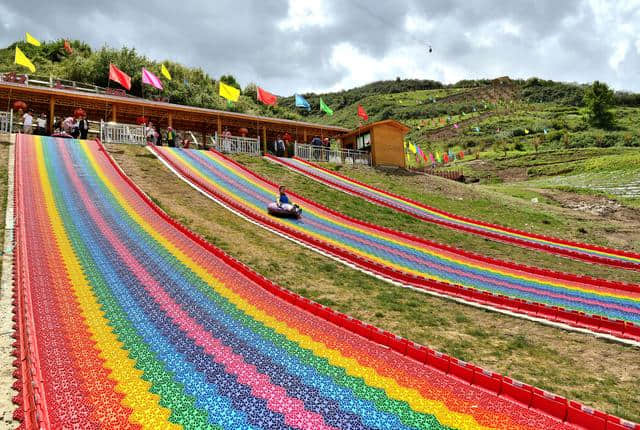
[357,104,369,121]
[257,86,277,106]
[63,40,73,55]
[108,63,131,90]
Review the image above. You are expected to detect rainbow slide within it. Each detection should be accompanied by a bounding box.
[150,147,640,344]
[16,135,629,429]
[266,155,640,270]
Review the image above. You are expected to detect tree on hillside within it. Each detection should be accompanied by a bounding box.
[243,82,257,100]
[220,74,241,91]
[583,81,615,128]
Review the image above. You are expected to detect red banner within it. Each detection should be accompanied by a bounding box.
[108,63,131,91]
[257,86,277,106]
[357,104,369,121]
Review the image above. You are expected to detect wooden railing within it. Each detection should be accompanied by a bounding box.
[100,120,146,145]
[1,71,136,98]
[211,133,261,155]
[294,142,371,165]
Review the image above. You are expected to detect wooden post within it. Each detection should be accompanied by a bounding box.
[167,112,173,128]
[48,96,55,132]
[262,125,267,154]
[111,104,117,122]
[217,115,222,136]
[303,128,307,143]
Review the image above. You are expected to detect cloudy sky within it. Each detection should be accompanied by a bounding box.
[1,0,640,94]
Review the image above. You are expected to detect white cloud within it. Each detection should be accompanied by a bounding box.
[404,15,434,33]
[278,0,332,31]
[326,41,467,92]
[501,21,521,36]
[609,40,629,70]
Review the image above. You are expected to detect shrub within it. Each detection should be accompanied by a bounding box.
[584,81,615,129]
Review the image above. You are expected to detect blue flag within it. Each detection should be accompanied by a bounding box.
[295,94,310,110]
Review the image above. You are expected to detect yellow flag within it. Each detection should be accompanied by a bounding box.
[25,32,40,46]
[161,64,172,80]
[219,81,240,102]
[15,47,36,73]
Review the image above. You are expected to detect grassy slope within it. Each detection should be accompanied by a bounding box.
[239,155,640,284]
[110,144,640,422]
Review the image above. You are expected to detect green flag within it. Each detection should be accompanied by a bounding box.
[320,98,333,116]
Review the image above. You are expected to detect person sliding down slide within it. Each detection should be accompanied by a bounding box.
[267,185,302,218]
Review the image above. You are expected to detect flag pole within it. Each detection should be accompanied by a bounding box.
[105,73,111,121]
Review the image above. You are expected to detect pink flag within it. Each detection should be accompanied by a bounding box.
[453,123,459,129]
[142,67,163,90]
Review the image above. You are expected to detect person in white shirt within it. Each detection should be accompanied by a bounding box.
[36,113,47,135]
[22,111,33,134]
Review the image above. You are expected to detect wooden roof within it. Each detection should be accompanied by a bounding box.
[0,81,348,135]
[340,120,410,139]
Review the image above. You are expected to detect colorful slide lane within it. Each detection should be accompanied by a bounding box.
[266,155,640,271]
[15,135,616,429]
[150,147,640,344]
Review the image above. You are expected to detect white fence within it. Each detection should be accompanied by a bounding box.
[211,132,261,155]
[294,142,371,165]
[0,110,12,133]
[100,120,146,145]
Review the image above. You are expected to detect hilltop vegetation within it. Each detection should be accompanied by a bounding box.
[3,39,640,156]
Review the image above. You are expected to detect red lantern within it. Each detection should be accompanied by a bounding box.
[74,108,86,118]
[136,116,148,125]
[13,100,27,112]
[238,127,248,137]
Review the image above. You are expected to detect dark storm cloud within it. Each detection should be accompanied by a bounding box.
[1,0,639,93]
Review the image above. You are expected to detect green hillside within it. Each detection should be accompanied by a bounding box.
[3,39,640,158]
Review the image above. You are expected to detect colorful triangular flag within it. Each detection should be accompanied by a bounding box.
[257,86,277,106]
[141,67,163,90]
[357,104,368,121]
[14,47,35,73]
[161,64,172,80]
[25,32,40,47]
[108,63,131,90]
[295,94,310,110]
[219,81,240,102]
[320,98,333,115]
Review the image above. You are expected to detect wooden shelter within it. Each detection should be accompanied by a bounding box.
[340,120,410,167]
[0,80,347,149]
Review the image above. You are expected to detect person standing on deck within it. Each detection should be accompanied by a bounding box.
[167,127,176,147]
[22,110,33,134]
[78,115,89,139]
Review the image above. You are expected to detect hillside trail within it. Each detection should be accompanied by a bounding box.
[418,80,521,142]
